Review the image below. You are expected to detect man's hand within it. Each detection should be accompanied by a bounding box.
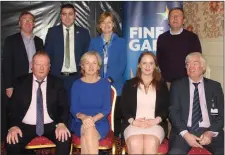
[6,88,13,98]
[55,123,71,142]
[199,131,214,145]
[183,132,203,148]
[7,126,23,144]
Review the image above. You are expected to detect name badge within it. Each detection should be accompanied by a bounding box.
[211,108,218,115]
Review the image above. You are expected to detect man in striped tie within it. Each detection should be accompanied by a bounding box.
[168,52,224,155]
[6,51,71,155]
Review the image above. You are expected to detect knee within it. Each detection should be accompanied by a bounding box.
[144,135,159,147]
[168,148,187,155]
[127,137,142,148]
[83,126,99,139]
[6,143,22,153]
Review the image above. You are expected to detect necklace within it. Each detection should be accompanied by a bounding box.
[143,82,151,94]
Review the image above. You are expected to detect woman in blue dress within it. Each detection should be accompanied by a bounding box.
[70,51,111,154]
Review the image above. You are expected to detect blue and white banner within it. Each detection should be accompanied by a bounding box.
[122,1,183,80]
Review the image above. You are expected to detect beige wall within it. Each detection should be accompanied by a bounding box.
[183,2,224,89]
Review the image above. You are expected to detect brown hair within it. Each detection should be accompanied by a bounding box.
[19,11,35,22]
[97,11,117,33]
[32,50,50,63]
[168,7,184,19]
[135,52,161,90]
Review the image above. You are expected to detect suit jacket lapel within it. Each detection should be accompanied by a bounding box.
[183,78,190,122]
[18,33,29,64]
[46,75,53,111]
[23,75,33,108]
[203,78,212,115]
[58,25,65,65]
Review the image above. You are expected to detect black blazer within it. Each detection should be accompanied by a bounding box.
[9,74,69,128]
[121,77,170,135]
[2,33,43,89]
[169,77,224,135]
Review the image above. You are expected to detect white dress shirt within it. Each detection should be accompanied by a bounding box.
[22,75,53,125]
[61,24,77,72]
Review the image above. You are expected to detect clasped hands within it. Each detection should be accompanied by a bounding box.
[183,131,214,148]
[132,116,161,128]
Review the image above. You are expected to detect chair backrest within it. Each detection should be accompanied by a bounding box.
[107,85,117,132]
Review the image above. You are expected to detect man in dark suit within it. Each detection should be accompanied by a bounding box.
[44,3,90,93]
[169,52,224,155]
[3,11,43,99]
[6,51,71,155]
[2,11,43,143]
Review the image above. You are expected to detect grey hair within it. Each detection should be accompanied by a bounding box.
[185,52,207,73]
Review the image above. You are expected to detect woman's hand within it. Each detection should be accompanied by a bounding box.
[81,115,95,129]
[145,116,162,127]
[132,118,149,128]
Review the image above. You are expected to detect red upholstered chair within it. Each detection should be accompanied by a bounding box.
[188,147,212,155]
[122,138,169,154]
[26,136,56,150]
[25,136,73,154]
[72,85,117,154]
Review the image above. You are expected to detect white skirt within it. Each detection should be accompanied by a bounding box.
[124,125,165,144]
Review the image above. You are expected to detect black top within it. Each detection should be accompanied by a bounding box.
[157,29,202,82]
[120,77,170,136]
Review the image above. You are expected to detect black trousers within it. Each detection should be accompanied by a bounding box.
[168,129,224,155]
[7,123,71,155]
[114,96,123,138]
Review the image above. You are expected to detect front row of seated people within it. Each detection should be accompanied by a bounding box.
[6,51,224,155]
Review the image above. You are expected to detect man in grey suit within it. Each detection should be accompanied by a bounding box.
[168,52,224,155]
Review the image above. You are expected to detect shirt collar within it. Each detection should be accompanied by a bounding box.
[63,24,74,31]
[101,32,115,44]
[21,31,35,40]
[33,74,47,83]
[170,28,183,35]
[188,76,204,85]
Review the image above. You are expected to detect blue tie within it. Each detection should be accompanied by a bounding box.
[191,82,203,132]
[36,80,44,136]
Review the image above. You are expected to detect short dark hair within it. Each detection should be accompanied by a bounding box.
[168,7,184,18]
[19,11,35,22]
[60,3,76,14]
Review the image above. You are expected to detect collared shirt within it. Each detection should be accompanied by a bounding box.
[170,28,183,35]
[22,75,53,125]
[180,77,218,137]
[21,32,36,73]
[61,24,77,72]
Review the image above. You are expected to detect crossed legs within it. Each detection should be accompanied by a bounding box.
[80,125,100,154]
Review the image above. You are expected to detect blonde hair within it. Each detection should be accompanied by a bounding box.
[185,52,206,73]
[80,51,102,75]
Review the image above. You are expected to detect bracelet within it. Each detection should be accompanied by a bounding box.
[76,112,81,118]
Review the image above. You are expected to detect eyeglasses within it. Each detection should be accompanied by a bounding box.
[21,19,34,23]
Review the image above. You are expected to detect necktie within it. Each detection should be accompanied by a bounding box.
[103,42,108,78]
[65,28,70,68]
[191,82,203,132]
[36,80,44,136]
